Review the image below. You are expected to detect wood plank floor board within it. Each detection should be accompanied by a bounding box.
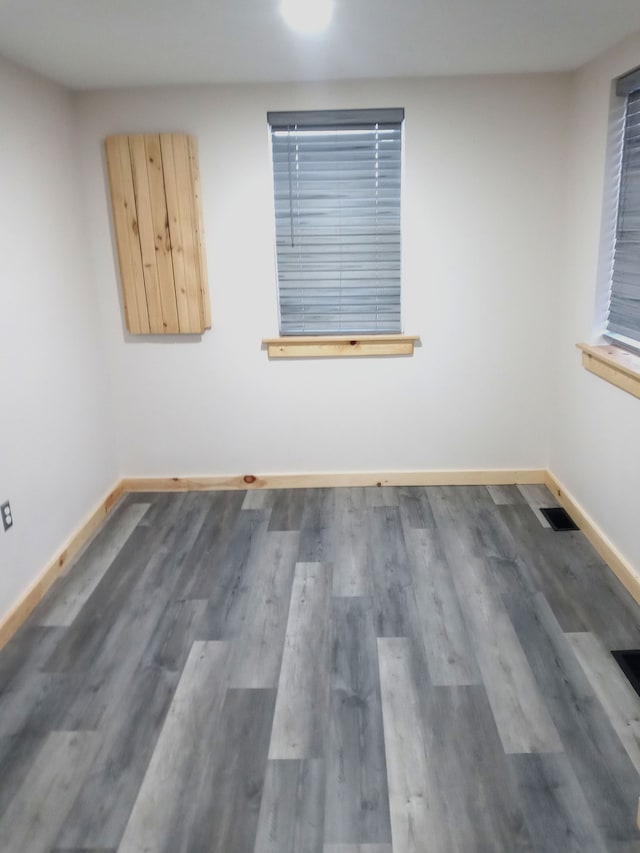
[188,510,266,613]
[177,490,248,599]
[0,731,100,853]
[40,499,183,674]
[377,636,452,853]
[254,759,326,853]
[117,640,230,853]
[500,504,640,648]
[227,530,299,688]
[334,487,367,511]
[429,496,562,754]
[324,596,391,845]
[451,555,563,754]
[297,524,336,564]
[54,664,179,850]
[367,507,419,639]
[141,598,209,673]
[495,504,589,633]
[269,489,307,531]
[0,669,79,737]
[331,496,371,597]
[324,846,393,853]
[242,488,276,511]
[301,488,337,530]
[517,484,557,527]
[508,753,609,853]
[417,684,533,851]
[487,484,528,505]
[51,848,115,852]
[363,486,398,508]
[567,631,640,776]
[0,625,67,689]
[186,687,276,853]
[506,591,640,844]
[539,529,640,650]
[58,548,175,730]
[0,732,46,819]
[428,484,496,514]
[34,502,151,628]
[59,602,208,846]
[269,562,332,759]
[405,527,481,686]
[396,486,436,530]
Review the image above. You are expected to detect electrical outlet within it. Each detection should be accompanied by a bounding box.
[1,501,13,531]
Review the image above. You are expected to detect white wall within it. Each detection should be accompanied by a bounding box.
[77,75,569,477]
[551,30,640,574]
[0,56,118,619]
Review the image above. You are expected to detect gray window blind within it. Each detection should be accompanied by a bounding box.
[268,108,403,335]
[609,86,640,343]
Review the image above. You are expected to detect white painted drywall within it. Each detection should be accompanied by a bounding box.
[551,30,640,574]
[76,74,569,478]
[0,55,118,620]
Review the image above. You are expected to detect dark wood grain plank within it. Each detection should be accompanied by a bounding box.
[324,597,391,845]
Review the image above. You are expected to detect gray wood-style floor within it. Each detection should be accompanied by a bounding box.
[1,484,640,852]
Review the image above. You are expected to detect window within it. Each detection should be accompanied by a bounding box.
[267,108,404,336]
[608,69,640,351]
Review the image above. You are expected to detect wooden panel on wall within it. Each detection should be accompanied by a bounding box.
[188,136,212,328]
[142,134,180,333]
[105,132,211,335]
[104,136,150,334]
[161,134,205,332]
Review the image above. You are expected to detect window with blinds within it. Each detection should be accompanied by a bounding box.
[609,71,640,348]
[267,108,404,336]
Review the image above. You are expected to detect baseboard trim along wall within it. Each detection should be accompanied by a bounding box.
[0,482,124,650]
[121,469,547,492]
[544,471,640,605]
[1,468,638,650]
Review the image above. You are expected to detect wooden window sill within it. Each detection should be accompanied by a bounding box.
[262,334,420,359]
[577,343,640,399]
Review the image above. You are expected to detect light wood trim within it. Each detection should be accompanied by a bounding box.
[0,483,124,650]
[162,134,205,333]
[577,343,640,400]
[263,334,420,358]
[188,136,211,329]
[104,136,150,334]
[145,134,180,333]
[544,471,640,605]
[122,469,546,492]
[128,135,166,333]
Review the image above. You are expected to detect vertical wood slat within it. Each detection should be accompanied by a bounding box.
[104,137,150,334]
[105,133,210,335]
[128,135,166,334]
[188,136,211,329]
[161,134,204,333]
[143,134,180,333]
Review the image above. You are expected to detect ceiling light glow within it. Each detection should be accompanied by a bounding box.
[281,0,333,34]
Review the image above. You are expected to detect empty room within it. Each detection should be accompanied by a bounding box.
[2,0,640,850]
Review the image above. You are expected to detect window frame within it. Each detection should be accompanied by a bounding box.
[603,69,640,354]
[266,108,405,338]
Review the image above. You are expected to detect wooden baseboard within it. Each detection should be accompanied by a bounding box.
[544,471,640,605]
[121,469,547,492]
[0,482,124,650]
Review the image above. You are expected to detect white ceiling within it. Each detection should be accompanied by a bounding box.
[1,0,640,91]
